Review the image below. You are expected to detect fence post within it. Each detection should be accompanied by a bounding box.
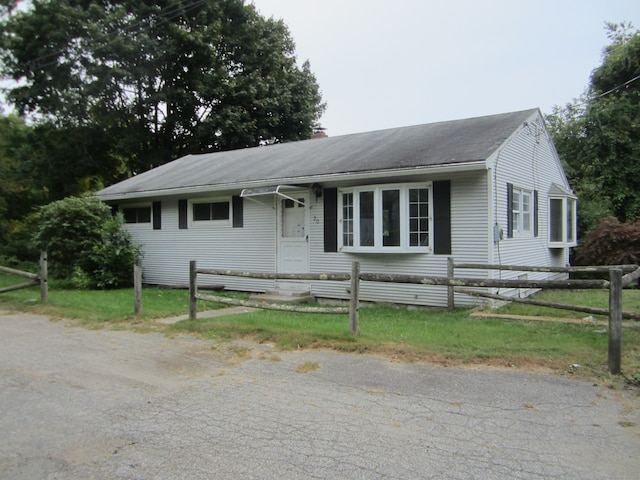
[349,261,360,335]
[608,268,623,375]
[134,257,142,315]
[447,257,454,311]
[39,251,48,303]
[189,260,198,320]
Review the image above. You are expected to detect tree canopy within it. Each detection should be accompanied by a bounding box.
[0,0,325,179]
[0,0,325,261]
[0,114,48,256]
[547,22,640,237]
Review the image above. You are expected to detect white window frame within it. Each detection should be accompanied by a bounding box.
[338,182,433,253]
[511,187,533,236]
[189,197,232,227]
[549,195,577,248]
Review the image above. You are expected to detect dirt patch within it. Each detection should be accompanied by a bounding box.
[471,310,640,329]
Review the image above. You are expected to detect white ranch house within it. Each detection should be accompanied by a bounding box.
[96,108,577,307]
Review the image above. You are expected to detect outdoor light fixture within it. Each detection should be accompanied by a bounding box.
[311,183,323,200]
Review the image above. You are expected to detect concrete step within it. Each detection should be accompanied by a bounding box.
[250,291,315,305]
[264,289,312,297]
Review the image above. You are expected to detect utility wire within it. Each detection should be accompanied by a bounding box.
[565,73,640,110]
[593,73,640,99]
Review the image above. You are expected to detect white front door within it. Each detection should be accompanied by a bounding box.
[277,191,309,273]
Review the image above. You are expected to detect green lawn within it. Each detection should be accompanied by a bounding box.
[497,288,640,319]
[169,305,615,364]
[1,271,639,382]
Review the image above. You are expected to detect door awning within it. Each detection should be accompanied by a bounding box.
[240,185,306,207]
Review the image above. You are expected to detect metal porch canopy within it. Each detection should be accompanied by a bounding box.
[240,185,307,207]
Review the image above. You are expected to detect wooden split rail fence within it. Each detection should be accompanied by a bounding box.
[0,252,48,302]
[188,261,360,334]
[189,259,640,374]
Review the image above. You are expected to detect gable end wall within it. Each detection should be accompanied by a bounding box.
[489,114,572,288]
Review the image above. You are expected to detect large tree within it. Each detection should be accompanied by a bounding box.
[0,0,325,179]
[0,114,49,256]
[547,22,640,238]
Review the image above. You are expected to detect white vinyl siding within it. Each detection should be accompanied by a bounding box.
[123,196,276,292]
[123,171,489,308]
[310,172,487,307]
[489,116,573,292]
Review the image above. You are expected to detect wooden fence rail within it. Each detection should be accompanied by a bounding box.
[447,258,640,315]
[457,288,640,320]
[360,272,609,290]
[196,268,351,282]
[188,259,639,375]
[449,259,640,375]
[0,252,48,302]
[0,265,39,280]
[452,263,638,274]
[188,261,351,322]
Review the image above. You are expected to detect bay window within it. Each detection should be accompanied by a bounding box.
[409,187,430,246]
[360,191,375,246]
[338,183,432,252]
[342,193,354,246]
[549,195,577,247]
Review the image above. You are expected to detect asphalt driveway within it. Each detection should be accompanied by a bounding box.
[1,312,639,479]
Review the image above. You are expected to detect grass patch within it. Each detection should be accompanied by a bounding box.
[2,272,639,383]
[168,308,368,351]
[0,272,226,325]
[496,288,640,320]
[169,303,640,381]
[296,361,321,373]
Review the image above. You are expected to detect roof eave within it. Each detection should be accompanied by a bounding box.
[95,160,488,202]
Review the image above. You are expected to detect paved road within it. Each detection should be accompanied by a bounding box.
[1,312,639,479]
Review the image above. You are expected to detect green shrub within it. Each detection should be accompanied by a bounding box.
[71,266,93,290]
[85,215,142,289]
[31,196,142,288]
[575,217,640,266]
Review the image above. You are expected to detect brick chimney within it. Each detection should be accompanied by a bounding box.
[311,126,328,139]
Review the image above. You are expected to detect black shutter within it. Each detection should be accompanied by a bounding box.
[323,188,338,252]
[152,201,161,230]
[533,190,539,237]
[506,183,513,238]
[433,180,451,255]
[178,199,188,229]
[232,195,243,228]
[110,204,119,216]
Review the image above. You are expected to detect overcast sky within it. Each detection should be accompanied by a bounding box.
[251,0,640,137]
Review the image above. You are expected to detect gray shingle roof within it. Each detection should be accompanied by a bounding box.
[96,108,538,199]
